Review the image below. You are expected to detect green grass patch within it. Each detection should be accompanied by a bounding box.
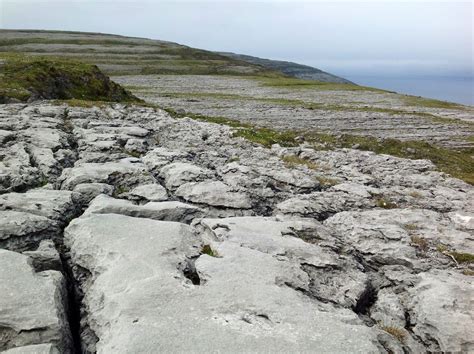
[403,95,464,109]
[201,244,218,257]
[159,107,474,184]
[449,251,474,264]
[281,155,319,169]
[255,76,390,93]
[0,54,139,103]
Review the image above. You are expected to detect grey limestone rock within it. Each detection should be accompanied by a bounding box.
[176,180,252,209]
[0,250,72,352]
[85,194,203,223]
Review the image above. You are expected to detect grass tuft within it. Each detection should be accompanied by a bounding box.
[281,155,319,170]
[381,326,407,342]
[201,244,218,257]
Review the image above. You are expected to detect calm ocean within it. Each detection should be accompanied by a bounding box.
[345,75,473,106]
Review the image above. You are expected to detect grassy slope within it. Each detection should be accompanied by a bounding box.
[0,54,139,103]
[0,30,280,77]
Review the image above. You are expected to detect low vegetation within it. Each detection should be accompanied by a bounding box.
[381,325,407,342]
[375,197,398,209]
[448,251,474,264]
[410,235,429,252]
[201,244,218,257]
[0,54,139,103]
[256,76,389,92]
[163,108,474,185]
[281,155,319,170]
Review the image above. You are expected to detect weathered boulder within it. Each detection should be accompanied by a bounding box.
[159,162,212,189]
[324,209,471,267]
[0,210,53,251]
[405,270,474,352]
[175,180,252,209]
[64,214,380,353]
[23,240,62,272]
[0,250,72,352]
[72,182,114,204]
[84,194,202,223]
[58,159,150,190]
[1,344,59,354]
[128,183,168,202]
[0,189,79,223]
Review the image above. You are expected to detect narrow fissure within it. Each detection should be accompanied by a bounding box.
[58,251,83,353]
[352,281,378,325]
[182,256,201,285]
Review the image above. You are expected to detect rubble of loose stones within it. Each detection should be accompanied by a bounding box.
[0,102,472,352]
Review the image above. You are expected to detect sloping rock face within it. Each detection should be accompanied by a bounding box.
[0,102,472,353]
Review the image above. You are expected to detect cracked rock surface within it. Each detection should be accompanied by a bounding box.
[0,102,472,353]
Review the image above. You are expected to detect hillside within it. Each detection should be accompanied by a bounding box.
[0,55,139,103]
[0,30,353,83]
[0,30,473,353]
[218,52,353,83]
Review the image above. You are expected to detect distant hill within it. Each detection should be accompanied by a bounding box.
[218,52,353,84]
[0,29,352,83]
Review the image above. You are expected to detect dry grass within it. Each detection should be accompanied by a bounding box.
[281,155,319,170]
[381,326,407,342]
[410,235,429,252]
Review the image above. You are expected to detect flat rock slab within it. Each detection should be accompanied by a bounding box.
[0,250,71,352]
[0,189,78,222]
[406,270,474,352]
[84,194,203,223]
[59,160,148,190]
[0,210,53,251]
[64,214,380,353]
[175,180,252,209]
[1,344,59,354]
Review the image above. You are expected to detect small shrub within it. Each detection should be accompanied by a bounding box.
[227,156,240,163]
[281,155,318,170]
[124,150,142,158]
[410,235,429,252]
[462,269,474,276]
[201,245,218,257]
[409,191,422,199]
[113,185,129,196]
[448,251,474,264]
[376,197,397,209]
[404,223,419,231]
[315,175,338,187]
[436,244,448,253]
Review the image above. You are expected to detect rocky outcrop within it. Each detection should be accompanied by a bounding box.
[0,102,472,352]
[0,250,72,352]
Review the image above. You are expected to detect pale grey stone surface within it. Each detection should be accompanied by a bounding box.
[176,180,252,209]
[64,213,380,353]
[128,183,168,202]
[406,270,474,352]
[1,102,473,352]
[0,250,71,352]
[1,344,59,354]
[85,194,202,223]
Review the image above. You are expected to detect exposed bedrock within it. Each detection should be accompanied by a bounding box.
[0,102,472,352]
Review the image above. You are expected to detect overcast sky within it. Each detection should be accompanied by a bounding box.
[1,0,472,78]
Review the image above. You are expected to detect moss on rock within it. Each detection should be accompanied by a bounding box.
[0,54,140,103]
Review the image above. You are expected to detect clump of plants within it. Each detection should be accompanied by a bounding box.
[381,325,407,343]
[281,155,319,170]
[410,235,429,252]
[0,54,140,103]
[201,244,219,257]
[375,197,397,209]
